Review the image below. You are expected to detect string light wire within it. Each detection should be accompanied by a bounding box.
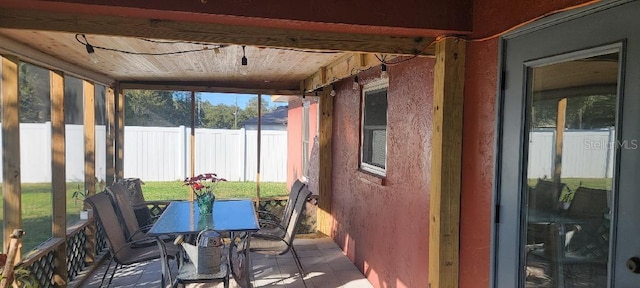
[76,34,223,56]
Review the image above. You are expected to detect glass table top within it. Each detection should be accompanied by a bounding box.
[148,199,260,235]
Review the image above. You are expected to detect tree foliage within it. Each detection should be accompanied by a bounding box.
[124,92,277,128]
[19,63,51,123]
[125,90,191,126]
[14,74,279,129]
[531,94,616,129]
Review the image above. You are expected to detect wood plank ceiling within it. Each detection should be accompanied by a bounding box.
[0,2,446,95]
[0,28,349,94]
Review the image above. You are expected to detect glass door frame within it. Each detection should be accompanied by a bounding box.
[491,0,640,287]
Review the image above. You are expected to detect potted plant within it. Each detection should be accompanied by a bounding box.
[71,185,92,220]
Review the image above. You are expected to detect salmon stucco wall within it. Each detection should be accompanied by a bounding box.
[460,0,594,287]
[287,98,319,189]
[287,99,304,190]
[331,57,434,288]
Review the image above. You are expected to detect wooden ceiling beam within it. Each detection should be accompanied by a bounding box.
[302,53,405,92]
[119,80,301,95]
[0,8,436,56]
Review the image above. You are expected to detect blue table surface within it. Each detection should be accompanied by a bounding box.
[148,199,260,235]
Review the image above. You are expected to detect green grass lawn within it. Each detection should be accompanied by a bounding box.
[1,181,287,253]
[140,180,289,200]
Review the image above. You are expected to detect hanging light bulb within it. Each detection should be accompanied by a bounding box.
[81,34,99,64]
[85,42,99,64]
[239,45,248,75]
[380,63,388,78]
[353,76,360,90]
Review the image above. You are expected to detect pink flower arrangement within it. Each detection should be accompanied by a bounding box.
[183,173,227,198]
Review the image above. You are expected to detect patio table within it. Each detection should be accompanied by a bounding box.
[148,199,260,287]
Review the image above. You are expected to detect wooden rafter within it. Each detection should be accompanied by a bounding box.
[0,8,436,56]
[301,53,418,93]
[119,81,300,96]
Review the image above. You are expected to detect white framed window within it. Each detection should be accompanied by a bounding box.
[360,78,388,176]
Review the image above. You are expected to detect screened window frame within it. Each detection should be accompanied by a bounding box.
[359,78,389,176]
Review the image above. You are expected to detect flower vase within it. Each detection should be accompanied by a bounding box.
[196,193,215,215]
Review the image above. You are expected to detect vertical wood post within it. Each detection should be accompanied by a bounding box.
[115,84,124,180]
[317,87,333,236]
[428,37,465,288]
[84,80,96,196]
[50,70,68,284]
[256,94,262,205]
[1,55,21,254]
[554,98,567,184]
[106,87,116,184]
[83,80,97,265]
[190,91,195,201]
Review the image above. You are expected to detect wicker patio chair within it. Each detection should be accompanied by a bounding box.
[85,192,179,287]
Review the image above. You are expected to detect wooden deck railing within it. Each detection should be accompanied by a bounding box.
[18,218,108,287]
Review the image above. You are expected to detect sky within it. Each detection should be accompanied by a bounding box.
[199,92,287,109]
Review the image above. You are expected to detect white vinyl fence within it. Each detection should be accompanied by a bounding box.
[0,124,615,183]
[528,128,616,179]
[0,124,287,183]
[123,126,288,182]
[0,123,107,183]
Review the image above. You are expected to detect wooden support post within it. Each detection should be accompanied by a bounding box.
[83,80,97,265]
[84,80,96,196]
[256,94,262,205]
[428,37,465,288]
[115,84,124,180]
[50,69,68,285]
[554,98,567,184]
[106,87,116,185]
[1,55,21,254]
[317,87,333,236]
[190,91,195,201]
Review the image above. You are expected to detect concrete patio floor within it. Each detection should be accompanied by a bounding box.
[79,237,373,288]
